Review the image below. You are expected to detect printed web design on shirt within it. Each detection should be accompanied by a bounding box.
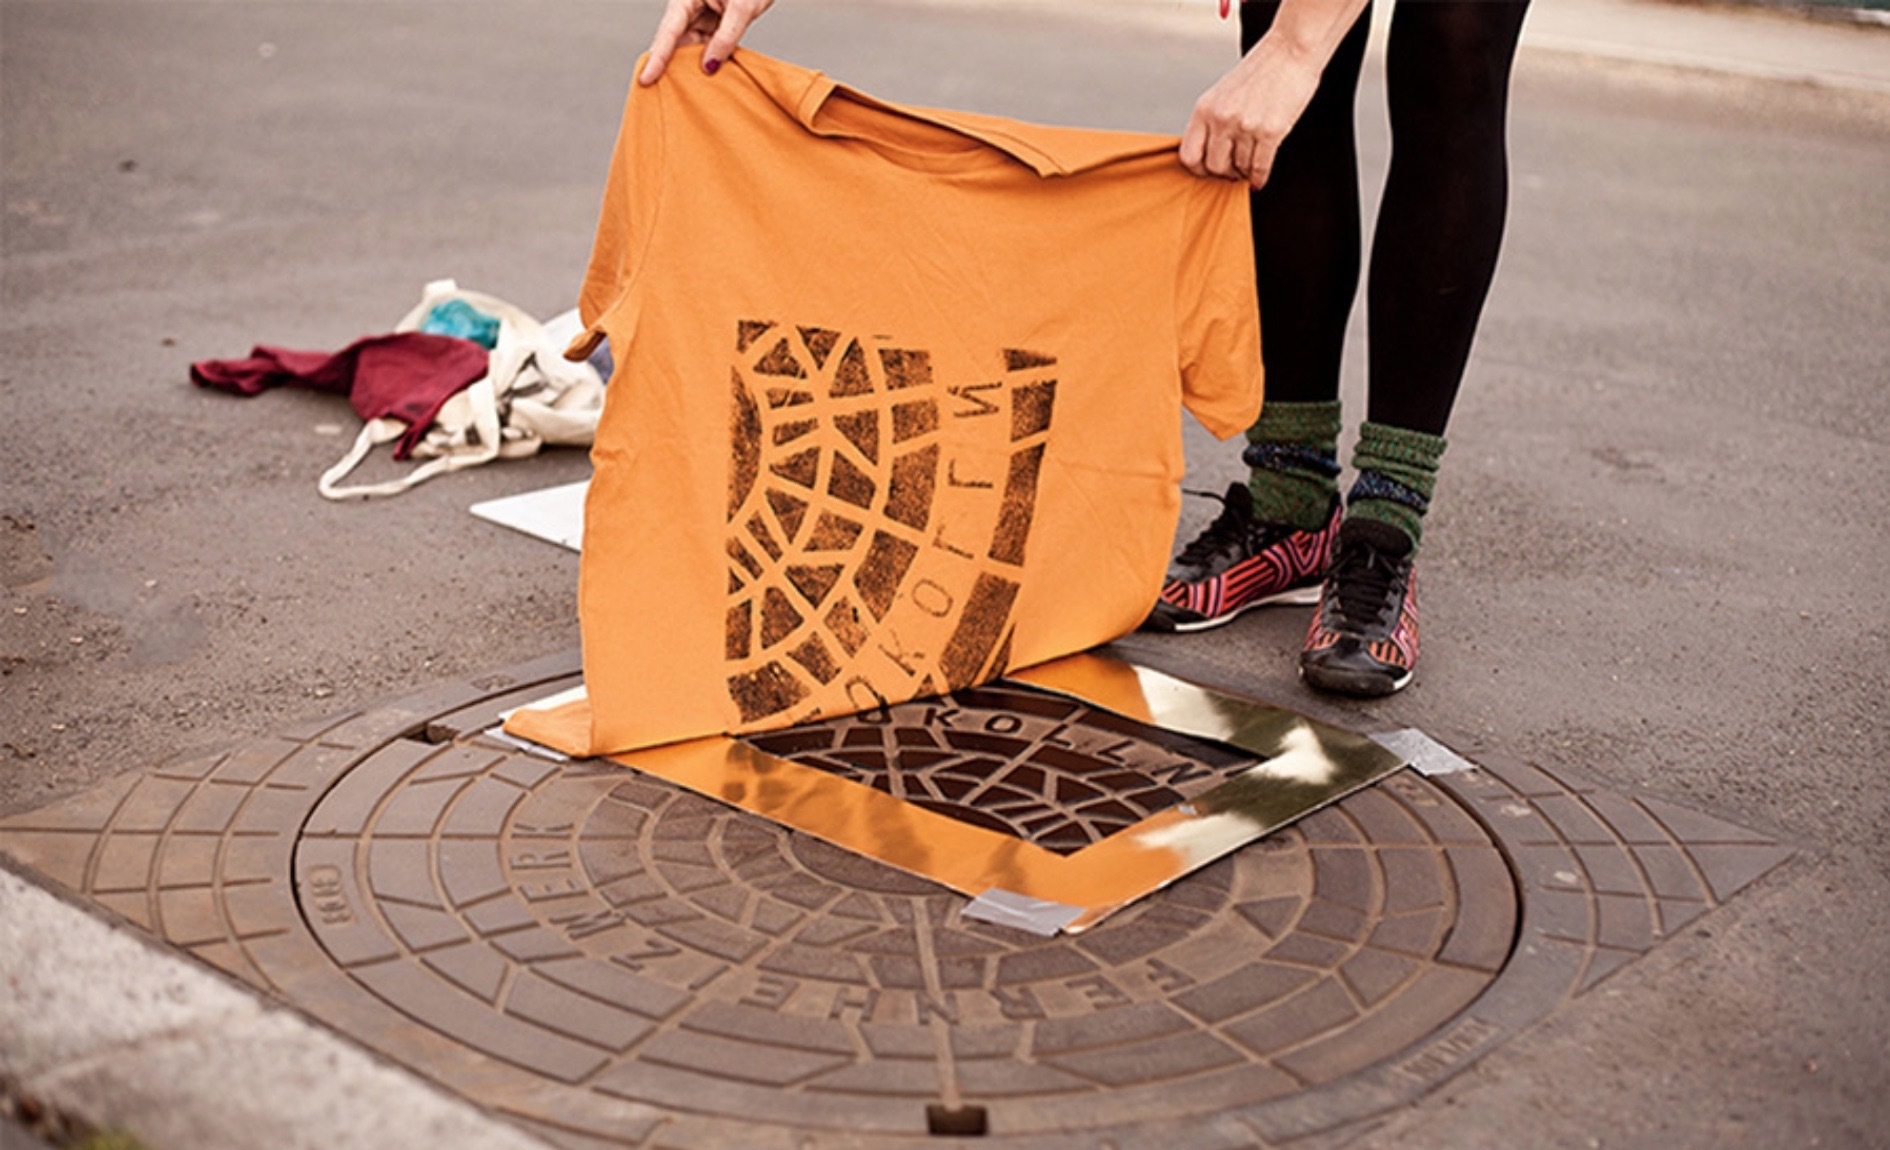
[725,320,1057,725]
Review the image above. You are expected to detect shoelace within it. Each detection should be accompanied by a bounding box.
[1328,541,1403,631]
[1175,487,1253,567]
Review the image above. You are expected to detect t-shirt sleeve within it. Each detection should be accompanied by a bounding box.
[1175,179,1263,440]
[576,63,669,339]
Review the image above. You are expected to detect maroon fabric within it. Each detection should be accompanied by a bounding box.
[191,333,490,460]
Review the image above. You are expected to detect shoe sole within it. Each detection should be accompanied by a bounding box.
[1299,661,1413,698]
[1142,583,1323,634]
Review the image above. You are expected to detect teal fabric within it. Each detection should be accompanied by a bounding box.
[419,300,501,349]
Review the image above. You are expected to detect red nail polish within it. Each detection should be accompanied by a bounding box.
[704,57,721,75]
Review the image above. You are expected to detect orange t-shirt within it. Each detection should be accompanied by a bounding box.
[506,47,1261,757]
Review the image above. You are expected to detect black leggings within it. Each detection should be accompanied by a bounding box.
[1240,0,1530,436]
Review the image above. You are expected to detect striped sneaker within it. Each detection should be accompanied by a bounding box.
[1300,518,1419,697]
[1141,483,1339,633]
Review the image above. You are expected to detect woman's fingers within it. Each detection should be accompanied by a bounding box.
[1181,43,1322,187]
[1179,114,1211,178]
[702,0,774,71]
[1232,136,1261,187]
[641,0,774,84]
[1204,128,1239,182]
[639,0,704,85]
[1182,99,1276,187]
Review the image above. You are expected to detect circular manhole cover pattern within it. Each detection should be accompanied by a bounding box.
[291,674,1511,1146]
[0,652,1791,1148]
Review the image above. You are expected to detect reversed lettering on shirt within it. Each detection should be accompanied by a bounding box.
[723,320,1057,726]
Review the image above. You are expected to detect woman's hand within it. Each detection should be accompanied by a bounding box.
[1179,39,1324,189]
[1181,0,1364,187]
[639,0,776,86]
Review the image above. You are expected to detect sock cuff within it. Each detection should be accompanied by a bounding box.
[1351,421,1446,499]
[1360,419,1443,465]
[1353,421,1446,469]
[1246,400,1344,448]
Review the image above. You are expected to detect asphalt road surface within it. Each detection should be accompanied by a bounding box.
[3,2,1888,1147]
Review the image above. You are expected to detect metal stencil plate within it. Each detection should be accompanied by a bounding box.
[612,653,1407,933]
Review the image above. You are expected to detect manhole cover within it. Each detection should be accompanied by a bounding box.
[0,650,1791,1148]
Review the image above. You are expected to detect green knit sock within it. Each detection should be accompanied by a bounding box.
[1347,421,1447,550]
[1242,400,1342,532]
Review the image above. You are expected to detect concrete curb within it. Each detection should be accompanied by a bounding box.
[0,864,548,1150]
[1522,0,1890,95]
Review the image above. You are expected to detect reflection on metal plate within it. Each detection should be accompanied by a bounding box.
[608,652,1409,933]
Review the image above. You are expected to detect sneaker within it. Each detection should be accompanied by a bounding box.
[1141,483,1339,633]
[1300,518,1419,697]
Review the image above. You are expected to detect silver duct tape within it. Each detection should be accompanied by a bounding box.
[962,889,1087,936]
[1371,728,1477,776]
[482,727,572,763]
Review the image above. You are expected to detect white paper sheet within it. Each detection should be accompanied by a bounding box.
[469,480,589,552]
